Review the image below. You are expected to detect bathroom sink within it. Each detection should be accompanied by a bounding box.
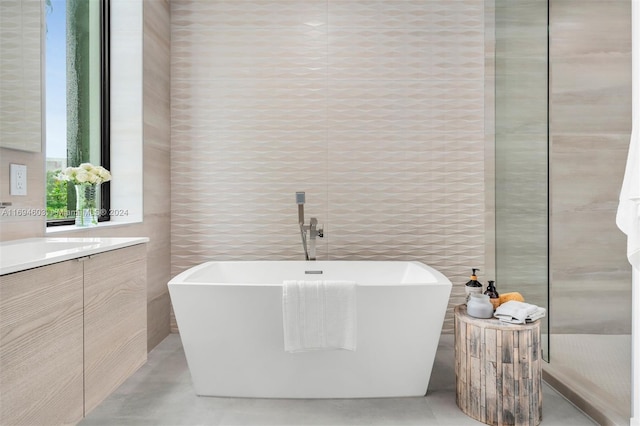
[0,239,102,273]
[1,239,98,259]
[0,237,149,275]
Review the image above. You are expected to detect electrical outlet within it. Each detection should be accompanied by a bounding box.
[10,164,27,196]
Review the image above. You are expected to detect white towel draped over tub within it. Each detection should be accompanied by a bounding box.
[282,280,356,353]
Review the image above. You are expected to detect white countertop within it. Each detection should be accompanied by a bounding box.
[0,237,149,275]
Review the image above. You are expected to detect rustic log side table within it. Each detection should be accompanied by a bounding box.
[454,304,542,426]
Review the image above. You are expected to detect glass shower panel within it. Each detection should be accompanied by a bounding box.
[494,0,549,361]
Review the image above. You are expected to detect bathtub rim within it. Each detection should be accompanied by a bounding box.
[168,260,452,287]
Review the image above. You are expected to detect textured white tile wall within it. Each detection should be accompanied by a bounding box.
[170,0,486,333]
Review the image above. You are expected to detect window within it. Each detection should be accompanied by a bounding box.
[45,0,110,225]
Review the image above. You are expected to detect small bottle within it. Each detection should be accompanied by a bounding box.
[464,268,483,303]
[484,280,500,310]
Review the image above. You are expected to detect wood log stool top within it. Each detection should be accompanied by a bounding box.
[454,304,542,426]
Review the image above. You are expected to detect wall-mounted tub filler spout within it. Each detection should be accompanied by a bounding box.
[296,192,324,261]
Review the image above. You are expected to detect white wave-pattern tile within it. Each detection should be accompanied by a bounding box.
[172,0,327,29]
[173,28,327,80]
[171,0,485,333]
[328,0,483,30]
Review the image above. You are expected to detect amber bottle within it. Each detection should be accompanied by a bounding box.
[484,280,500,309]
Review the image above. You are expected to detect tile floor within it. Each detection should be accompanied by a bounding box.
[81,335,597,426]
[544,334,631,425]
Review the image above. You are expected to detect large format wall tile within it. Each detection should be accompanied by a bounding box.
[550,0,632,334]
[0,0,44,238]
[170,0,487,333]
[0,0,41,152]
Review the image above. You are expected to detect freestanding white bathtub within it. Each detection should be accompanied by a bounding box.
[168,261,452,399]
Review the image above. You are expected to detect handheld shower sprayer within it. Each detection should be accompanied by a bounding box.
[296,191,305,225]
[295,192,323,260]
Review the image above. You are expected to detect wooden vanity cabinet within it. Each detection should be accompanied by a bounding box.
[84,244,147,414]
[0,244,147,425]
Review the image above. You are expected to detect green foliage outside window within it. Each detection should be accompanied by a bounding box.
[46,169,69,219]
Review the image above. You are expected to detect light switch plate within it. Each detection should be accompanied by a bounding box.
[10,164,27,196]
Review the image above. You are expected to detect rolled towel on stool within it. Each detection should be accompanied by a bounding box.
[494,300,539,324]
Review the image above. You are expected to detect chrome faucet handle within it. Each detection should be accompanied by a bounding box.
[309,218,323,239]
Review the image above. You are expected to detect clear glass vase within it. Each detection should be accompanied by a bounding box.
[75,183,98,227]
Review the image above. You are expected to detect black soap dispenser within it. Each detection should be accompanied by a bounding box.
[464,268,483,303]
[484,280,500,309]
